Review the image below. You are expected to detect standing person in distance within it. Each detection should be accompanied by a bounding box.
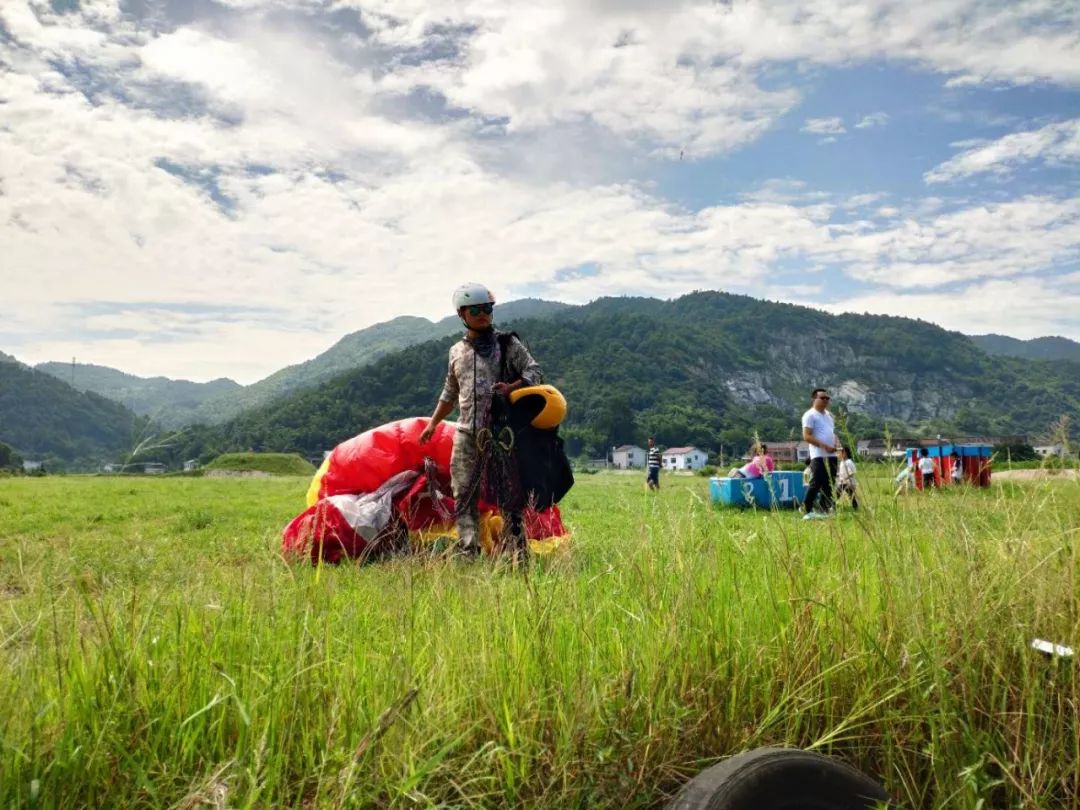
[419,283,542,554]
[836,445,859,511]
[801,387,837,519]
[951,451,963,485]
[646,437,662,490]
[894,453,915,495]
[917,449,937,490]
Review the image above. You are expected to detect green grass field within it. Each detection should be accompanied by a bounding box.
[203,453,318,476]
[1,470,1078,808]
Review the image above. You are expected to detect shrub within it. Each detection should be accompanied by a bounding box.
[0,441,23,471]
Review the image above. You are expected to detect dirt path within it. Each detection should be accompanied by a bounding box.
[204,470,272,478]
[994,469,1078,481]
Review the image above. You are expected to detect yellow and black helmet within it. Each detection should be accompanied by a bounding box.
[508,385,567,429]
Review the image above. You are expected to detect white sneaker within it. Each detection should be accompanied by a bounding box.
[803,511,827,520]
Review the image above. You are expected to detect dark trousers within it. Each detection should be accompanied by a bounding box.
[837,481,859,511]
[647,466,660,489]
[804,456,837,513]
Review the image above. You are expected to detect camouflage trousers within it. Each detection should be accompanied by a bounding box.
[451,429,481,549]
[451,429,525,554]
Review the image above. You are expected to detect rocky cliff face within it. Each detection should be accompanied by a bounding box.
[716,330,981,423]
[723,371,784,407]
[721,370,969,423]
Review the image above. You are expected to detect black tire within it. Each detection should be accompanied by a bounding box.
[667,747,891,810]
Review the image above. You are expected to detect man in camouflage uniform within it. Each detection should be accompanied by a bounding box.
[419,283,542,552]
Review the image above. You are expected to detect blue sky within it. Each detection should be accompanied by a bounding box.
[0,0,1077,383]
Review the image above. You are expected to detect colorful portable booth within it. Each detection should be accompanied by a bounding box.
[906,444,952,489]
[710,470,806,508]
[955,443,992,487]
[905,443,991,489]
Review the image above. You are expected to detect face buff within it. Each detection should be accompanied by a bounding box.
[467,327,497,359]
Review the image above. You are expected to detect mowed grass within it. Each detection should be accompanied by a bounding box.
[0,470,1078,808]
[204,453,317,476]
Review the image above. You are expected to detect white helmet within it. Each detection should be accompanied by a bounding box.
[451,282,495,310]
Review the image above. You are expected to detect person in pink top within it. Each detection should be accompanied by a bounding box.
[729,443,775,479]
[755,444,776,474]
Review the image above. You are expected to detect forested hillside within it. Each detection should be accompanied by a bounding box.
[0,359,147,469]
[970,334,1080,363]
[35,362,240,428]
[31,299,572,427]
[186,298,571,424]
[167,292,1080,462]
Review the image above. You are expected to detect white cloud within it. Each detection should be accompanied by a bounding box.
[369,3,800,158]
[820,197,1080,289]
[348,0,1080,158]
[718,0,1080,86]
[1,0,1079,381]
[842,193,887,210]
[826,276,1080,341]
[801,116,847,136]
[739,179,831,205]
[0,48,831,381]
[855,112,889,129]
[926,119,1080,183]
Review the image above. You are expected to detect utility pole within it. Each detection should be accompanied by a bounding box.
[71,356,76,386]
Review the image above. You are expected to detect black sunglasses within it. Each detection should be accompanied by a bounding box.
[467,303,494,316]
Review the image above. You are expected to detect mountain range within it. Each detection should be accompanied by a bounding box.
[163,292,1080,464]
[969,334,1080,364]
[34,299,571,427]
[34,361,241,428]
[5,292,1078,468]
[0,358,147,468]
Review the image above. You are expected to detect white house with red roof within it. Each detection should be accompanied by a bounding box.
[661,446,709,471]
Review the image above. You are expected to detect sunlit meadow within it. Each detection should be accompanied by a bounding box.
[1,468,1078,808]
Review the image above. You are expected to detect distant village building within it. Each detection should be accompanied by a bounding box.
[760,441,810,463]
[22,460,43,472]
[612,444,646,469]
[1034,444,1066,459]
[143,463,167,475]
[102,463,121,473]
[662,446,709,471]
[183,459,201,472]
[856,439,906,460]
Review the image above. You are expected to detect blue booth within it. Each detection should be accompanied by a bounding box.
[710,470,806,509]
[904,444,954,463]
[905,443,955,489]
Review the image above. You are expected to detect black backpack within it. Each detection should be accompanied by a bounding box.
[492,332,574,510]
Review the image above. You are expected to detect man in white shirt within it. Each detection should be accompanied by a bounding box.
[801,387,837,519]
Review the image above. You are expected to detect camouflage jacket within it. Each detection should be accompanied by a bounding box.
[439,332,542,433]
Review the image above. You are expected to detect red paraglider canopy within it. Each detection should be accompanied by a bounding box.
[283,416,570,564]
